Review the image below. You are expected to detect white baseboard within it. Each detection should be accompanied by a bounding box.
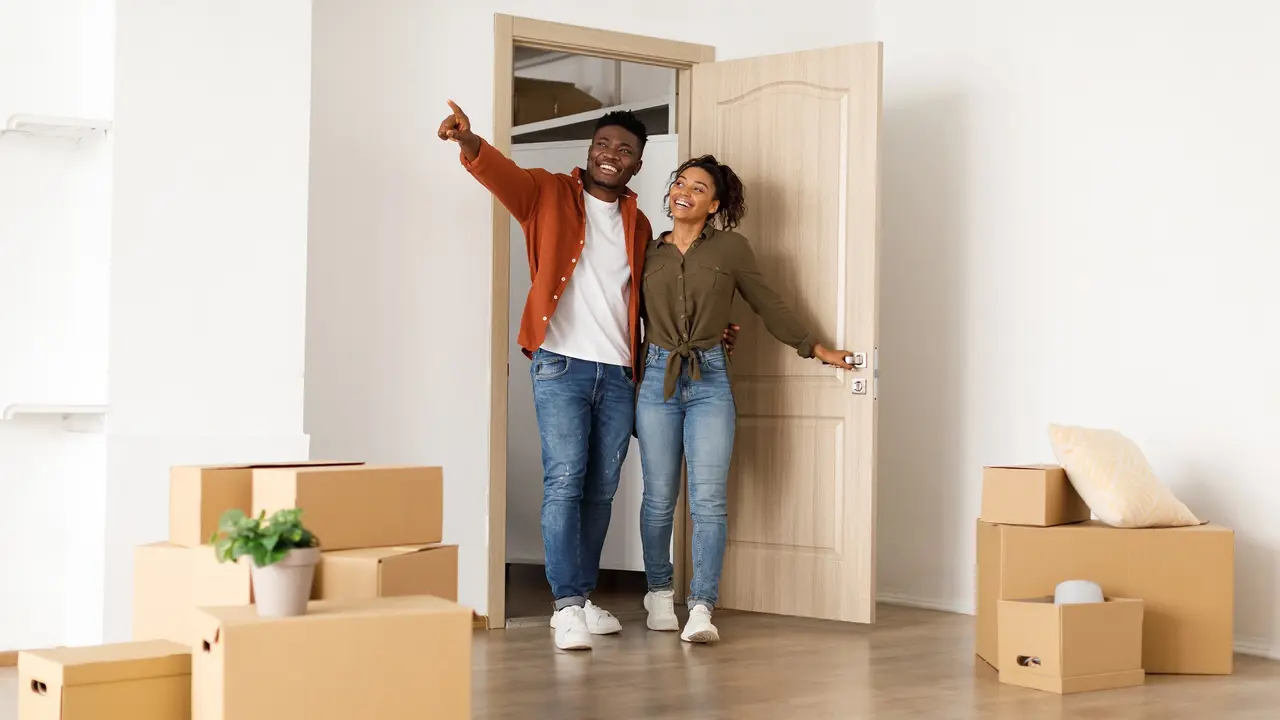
[876,591,973,615]
[1234,636,1280,661]
[877,592,1280,662]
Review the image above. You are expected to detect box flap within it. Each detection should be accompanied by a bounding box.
[22,641,191,686]
[275,463,440,476]
[201,595,468,629]
[324,544,451,562]
[177,460,363,471]
[197,594,463,622]
[984,464,1059,471]
[1060,598,1144,678]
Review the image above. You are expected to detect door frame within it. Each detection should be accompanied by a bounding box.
[486,14,715,629]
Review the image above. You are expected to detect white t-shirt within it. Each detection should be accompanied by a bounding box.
[540,191,632,367]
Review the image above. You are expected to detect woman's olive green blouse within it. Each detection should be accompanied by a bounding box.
[641,226,816,400]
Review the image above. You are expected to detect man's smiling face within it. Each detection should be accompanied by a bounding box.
[585,124,643,191]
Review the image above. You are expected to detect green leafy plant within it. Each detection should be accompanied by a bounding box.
[211,508,319,568]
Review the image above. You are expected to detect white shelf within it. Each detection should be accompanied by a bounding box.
[1,115,112,141]
[1,404,107,420]
[512,97,669,137]
[1,404,108,433]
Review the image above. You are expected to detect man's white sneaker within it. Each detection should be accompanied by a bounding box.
[552,606,592,650]
[584,600,623,635]
[644,590,680,631]
[681,604,720,643]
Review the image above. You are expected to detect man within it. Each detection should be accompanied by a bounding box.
[440,100,735,650]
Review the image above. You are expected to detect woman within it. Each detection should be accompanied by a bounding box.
[636,155,854,643]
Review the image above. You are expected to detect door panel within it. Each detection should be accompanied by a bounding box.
[689,43,882,622]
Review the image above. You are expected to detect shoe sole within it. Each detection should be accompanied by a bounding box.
[547,614,616,630]
[681,629,720,643]
[552,616,622,635]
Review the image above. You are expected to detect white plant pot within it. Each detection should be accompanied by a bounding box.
[251,546,321,618]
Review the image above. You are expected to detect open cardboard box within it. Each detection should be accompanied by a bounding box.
[998,596,1144,694]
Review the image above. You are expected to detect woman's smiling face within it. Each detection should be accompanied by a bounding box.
[668,166,719,223]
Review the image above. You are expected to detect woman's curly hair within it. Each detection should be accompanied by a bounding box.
[664,154,747,231]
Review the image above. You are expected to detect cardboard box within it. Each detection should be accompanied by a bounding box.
[19,640,191,720]
[253,465,443,551]
[998,597,1145,694]
[980,465,1090,527]
[976,520,1234,674]
[192,596,471,720]
[513,76,603,126]
[170,461,362,547]
[134,543,253,644]
[315,544,458,602]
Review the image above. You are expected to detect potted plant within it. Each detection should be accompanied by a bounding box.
[211,508,321,618]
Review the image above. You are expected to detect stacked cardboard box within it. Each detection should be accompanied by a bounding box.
[19,641,192,720]
[134,462,457,644]
[192,596,470,719]
[107,459,472,719]
[976,464,1235,693]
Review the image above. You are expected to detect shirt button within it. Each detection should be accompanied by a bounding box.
[561,277,566,282]
[571,258,577,263]
[553,295,558,300]
[542,316,548,321]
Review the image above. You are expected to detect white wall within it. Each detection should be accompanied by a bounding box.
[876,0,1280,658]
[106,0,313,641]
[0,0,114,651]
[306,0,879,616]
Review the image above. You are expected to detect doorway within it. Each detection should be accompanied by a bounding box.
[503,50,681,623]
[484,15,883,632]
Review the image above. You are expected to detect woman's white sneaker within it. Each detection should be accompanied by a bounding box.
[681,605,720,643]
[644,590,680,631]
[552,606,592,650]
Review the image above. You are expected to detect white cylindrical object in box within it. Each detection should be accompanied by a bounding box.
[1054,579,1104,605]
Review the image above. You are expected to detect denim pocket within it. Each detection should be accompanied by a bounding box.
[700,347,728,372]
[531,353,571,381]
[622,366,636,387]
[645,347,661,368]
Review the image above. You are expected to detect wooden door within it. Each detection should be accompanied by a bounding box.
[687,43,882,622]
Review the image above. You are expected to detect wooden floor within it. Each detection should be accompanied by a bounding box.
[505,562,647,622]
[4,605,1278,719]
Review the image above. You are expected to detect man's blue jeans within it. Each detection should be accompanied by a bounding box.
[530,349,635,611]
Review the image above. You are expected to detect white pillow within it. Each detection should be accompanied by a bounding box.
[1047,424,1201,528]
